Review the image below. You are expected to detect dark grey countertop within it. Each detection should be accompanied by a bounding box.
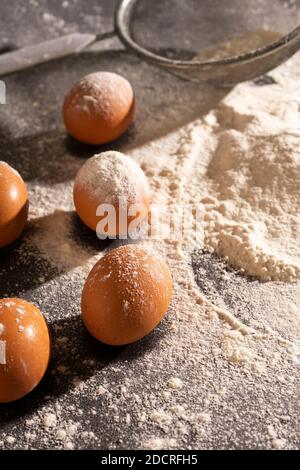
[0,0,299,450]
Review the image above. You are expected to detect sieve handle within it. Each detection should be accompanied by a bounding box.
[0,33,100,77]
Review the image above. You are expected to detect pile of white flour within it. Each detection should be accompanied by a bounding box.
[191,78,300,282]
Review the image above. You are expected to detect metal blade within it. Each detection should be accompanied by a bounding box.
[0,33,96,77]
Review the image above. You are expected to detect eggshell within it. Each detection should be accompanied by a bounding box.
[81,245,173,346]
[73,151,150,237]
[0,162,29,248]
[0,299,50,403]
[63,72,135,145]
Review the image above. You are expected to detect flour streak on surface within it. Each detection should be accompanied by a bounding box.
[2,38,300,449]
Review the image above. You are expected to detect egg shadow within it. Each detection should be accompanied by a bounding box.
[0,38,230,429]
[0,235,59,298]
[0,204,149,299]
[66,48,233,145]
[0,204,167,422]
[64,125,136,160]
[0,310,170,425]
[0,209,114,297]
[50,48,231,151]
[70,210,115,253]
[0,127,84,184]
[1,41,278,184]
[0,47,231,185]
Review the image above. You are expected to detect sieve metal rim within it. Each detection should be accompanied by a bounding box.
[115,0,300,69]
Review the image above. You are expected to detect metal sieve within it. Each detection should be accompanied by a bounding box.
[0,0,300,85]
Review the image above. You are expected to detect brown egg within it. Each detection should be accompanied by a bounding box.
[0,298,50,403]
[63,72,135,145]
[81,245,173,346]
[73,151,150,238]
[0,162,29,248]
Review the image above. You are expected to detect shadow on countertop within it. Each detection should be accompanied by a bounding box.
[0,210,114,295]
[0,310,170,425]
[0,40,227,429]
[0,48,230,184]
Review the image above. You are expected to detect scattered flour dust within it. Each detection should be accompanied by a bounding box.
[25,182,102,273]
[2,37,300,449]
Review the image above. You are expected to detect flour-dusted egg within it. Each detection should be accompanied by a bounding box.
[0,162,28,248]
[81,245,173,346]
[73,151,150,238]
[63,71,135,145]
[0,299,50,403]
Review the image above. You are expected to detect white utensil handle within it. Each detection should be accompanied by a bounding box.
[0,33,96,76]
